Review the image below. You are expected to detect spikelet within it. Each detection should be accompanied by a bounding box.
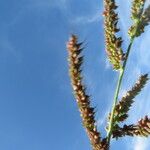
[112,116,150,139]
[99,138,109,150]
[109,74,149,123]
[131,0,146,21]
[136,5,150,35]
[67,35,108,150]
[103,0,123,70]
[128,1,150,38]
[111,124,136,139]
[128,0,145,38]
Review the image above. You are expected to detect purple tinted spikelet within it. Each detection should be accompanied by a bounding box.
[67,35,108,150]
[103,0,123,70]
[135,116,150,137]
[113,74,149,123]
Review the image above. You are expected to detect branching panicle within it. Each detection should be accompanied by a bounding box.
[103,0,123,70]
[67,1,150,149]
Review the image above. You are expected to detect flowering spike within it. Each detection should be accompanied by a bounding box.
[103,0,123,70]
[109,74,149,123]
[67,35,108,150]
[128,1,150,38]
[131,0,146,22]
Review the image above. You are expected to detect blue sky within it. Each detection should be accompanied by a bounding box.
[0,0,150,150]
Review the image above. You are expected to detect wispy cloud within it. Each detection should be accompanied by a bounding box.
[0,35,22,62]
[30,0,68,10]
[104,57,111,70]
[138,30,150,68]
[70,11,102,25]
[97,110,109,129]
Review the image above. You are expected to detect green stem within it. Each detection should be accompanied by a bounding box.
[107,37,134,145]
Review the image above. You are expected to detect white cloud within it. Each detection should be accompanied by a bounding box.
[138,30,150,68]
[133,138,149,150]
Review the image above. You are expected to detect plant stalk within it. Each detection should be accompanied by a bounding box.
[106,10,144,144]
[107,37,134,146]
